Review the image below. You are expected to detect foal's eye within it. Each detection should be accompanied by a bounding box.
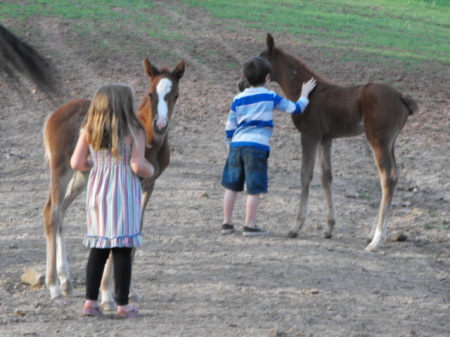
[174,94,179,101]
[149,92,156,100]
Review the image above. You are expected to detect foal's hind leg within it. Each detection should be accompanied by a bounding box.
[44,191,64,299]
[44,170,88,298]
[319,138,337,238]
[365,144,398,251]
[289,135,319,238]
[44,172,74,299]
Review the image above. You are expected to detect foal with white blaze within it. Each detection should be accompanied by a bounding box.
[154,78,172,130]
[43,58,184,307]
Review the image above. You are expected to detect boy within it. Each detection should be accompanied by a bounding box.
[221,56,316,237]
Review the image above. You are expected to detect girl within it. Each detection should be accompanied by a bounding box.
[71,83,154,318]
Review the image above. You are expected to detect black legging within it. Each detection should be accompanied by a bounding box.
[85,247,132,306]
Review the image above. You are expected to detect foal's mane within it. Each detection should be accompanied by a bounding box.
[278,45,330,84]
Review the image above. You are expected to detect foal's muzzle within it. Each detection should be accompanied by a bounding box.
[153,119,169,135]
[238,79,250,92]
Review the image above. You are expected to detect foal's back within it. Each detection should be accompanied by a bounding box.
[292,82,415,141]
[44,99,90,169]
[292,83,364,139]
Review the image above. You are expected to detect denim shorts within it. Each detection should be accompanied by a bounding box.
[221,146,269,194]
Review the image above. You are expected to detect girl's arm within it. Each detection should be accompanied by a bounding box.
[70,129,93,171]
[130,130,154,178]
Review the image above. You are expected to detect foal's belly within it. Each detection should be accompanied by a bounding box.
[329,120,365,138]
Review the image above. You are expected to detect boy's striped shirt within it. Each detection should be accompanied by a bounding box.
[225,87,309,151]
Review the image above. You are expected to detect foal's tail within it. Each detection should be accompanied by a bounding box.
[401,94,418,115]
[1,24,57,93]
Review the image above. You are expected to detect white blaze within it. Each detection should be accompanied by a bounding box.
[156,78,172,130]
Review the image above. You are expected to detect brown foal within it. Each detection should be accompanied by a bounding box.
[251,34,417,251]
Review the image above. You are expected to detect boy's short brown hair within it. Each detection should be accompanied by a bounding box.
[243,56,272,86]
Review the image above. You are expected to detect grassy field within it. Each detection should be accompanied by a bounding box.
[2,0,449,65]
[181,0,449,63]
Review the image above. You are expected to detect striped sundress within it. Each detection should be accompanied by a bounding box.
[84,142,143,248]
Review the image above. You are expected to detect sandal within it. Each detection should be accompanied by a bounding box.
[83,306,103,317]
[117,305,139,318]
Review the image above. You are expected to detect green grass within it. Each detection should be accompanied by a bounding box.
[180,0,449,64]
[1,0,180,41]
[1,0,155,20]
[1,0,448,64]
[1,0,192,62]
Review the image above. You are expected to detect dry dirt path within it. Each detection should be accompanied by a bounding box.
[1,2,449,336]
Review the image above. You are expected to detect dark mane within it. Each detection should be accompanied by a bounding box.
[278,45,329,84]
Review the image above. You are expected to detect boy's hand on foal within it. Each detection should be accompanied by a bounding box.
[301,78,317,98]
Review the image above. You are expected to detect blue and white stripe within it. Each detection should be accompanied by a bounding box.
[225,87,309,151]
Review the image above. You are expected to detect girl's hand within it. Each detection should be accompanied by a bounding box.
[130,130,154,178]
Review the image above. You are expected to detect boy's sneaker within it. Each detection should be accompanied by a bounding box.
[242,226,269,237]
[221,223,236,235]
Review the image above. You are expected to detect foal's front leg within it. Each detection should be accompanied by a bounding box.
[319,138,336,238]
[100,253,115,311]
[100,182,154,309]
[128,183,154,303]
[100,248,138,311]
[288,135,319,238]
[57,171,88,295]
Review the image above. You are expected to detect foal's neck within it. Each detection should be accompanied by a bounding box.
[278,52,326,100]
[138,96,154,144]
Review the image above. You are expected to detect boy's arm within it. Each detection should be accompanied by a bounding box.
[300,78,317,99]
[224,104,237,143]
[274,78,316,114]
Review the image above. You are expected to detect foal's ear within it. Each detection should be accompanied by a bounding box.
[144,58,160,78]
[172,60,185,80]
[266,33,275,52]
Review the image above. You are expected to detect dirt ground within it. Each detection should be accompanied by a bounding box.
[1,2,449,336]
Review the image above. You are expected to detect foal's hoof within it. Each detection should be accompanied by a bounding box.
[323,232,332,239]
[49,286,64,300]
[364,244,377,252]
[364,239,381,252]
[287,231,299,238]
[62,283,74,297]
[128,293,142,304]
[101,301,116,312]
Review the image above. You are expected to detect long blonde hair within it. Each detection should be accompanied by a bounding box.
[85,83,144,158]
